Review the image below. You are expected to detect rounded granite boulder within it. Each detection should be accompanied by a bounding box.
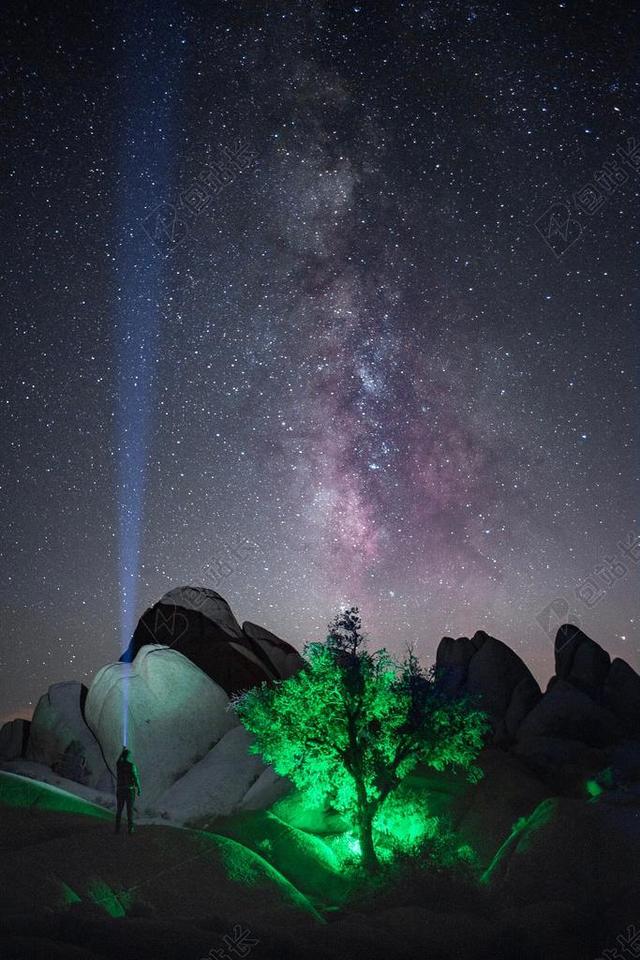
[84,644,238,804]
[121,586,305,695]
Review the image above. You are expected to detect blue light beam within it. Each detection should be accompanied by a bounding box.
[113,3,184,746]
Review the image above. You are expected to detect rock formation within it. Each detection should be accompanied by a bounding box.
[155,724,266,822]
[242,620,305,680]
[0,589,307,817]
[121,586,305,694]
[516,680,621,747]
[0,717,30,762]
[84,643,238,804]
[2,605,639,960]
[553,623,612,700]
[3,593,639,846]
[26,682,112,790]
[436,629,542,742]
[604,656,640,738]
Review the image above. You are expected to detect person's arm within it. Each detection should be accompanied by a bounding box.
[133,764,141,795]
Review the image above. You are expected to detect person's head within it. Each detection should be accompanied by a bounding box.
[120,746,130,760]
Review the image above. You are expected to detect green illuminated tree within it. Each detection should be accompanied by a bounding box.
[234,607,489,873]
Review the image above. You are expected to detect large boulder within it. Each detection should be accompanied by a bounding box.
[484,794,640,923]
[25,682,111,790]
[436,631,541,742]
[0,761,117,810]
[84,644,238,804]
[155,725,266,823]
[121,586,304,695]
[241,765,293,812]
[213,809,350,905]
[603,657,640,738]
[242,620,306,680]
[554,624,611,700]
[434,634,483,696]
[454,748,549,866]
[0,718,30,761]
[512,736,606,794]
[517,680,622,748]
[607,740,640,786]
[503,675,543,738]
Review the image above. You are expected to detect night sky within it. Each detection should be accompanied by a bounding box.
[1,0,638,720]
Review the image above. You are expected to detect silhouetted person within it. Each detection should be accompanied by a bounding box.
[115,746,141,835]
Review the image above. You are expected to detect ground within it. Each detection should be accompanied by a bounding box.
[2,769,636,959]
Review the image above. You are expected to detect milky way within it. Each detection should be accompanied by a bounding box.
[1,1,638,718]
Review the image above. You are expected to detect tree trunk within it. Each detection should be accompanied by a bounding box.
[346,700,379,873]
[355,777,379,873]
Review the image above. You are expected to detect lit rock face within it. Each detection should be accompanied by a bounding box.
[0,718,30,762]
[156,724,266,823]
[240,765,292,812]
[121,586,305,695]
[0,759,117,808]
[25,682,111,790]
[84,644,238,804]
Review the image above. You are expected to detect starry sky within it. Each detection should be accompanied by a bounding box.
[1,0,638,720]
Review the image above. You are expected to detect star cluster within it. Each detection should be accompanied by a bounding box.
[1,0,638,718]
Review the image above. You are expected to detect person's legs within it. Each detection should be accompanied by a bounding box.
[115,794,125,833]
[126,789,135,833]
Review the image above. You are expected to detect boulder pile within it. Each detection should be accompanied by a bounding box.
[0,587,301,818]
[2,599,638,839]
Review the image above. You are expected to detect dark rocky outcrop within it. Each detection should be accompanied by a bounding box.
[516,680,622,748]
[554,623,611,700]
[503,625,640,789]
[436,630,541,743]
[511,736,606,794]
[435,634,483,696]
[242,620,305,680]
[484,795,640,923]
[454,748,550,865]
[0,717,30,762]
[603,657,640,738]
[432,623,640,861]
[121,586,304,695]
